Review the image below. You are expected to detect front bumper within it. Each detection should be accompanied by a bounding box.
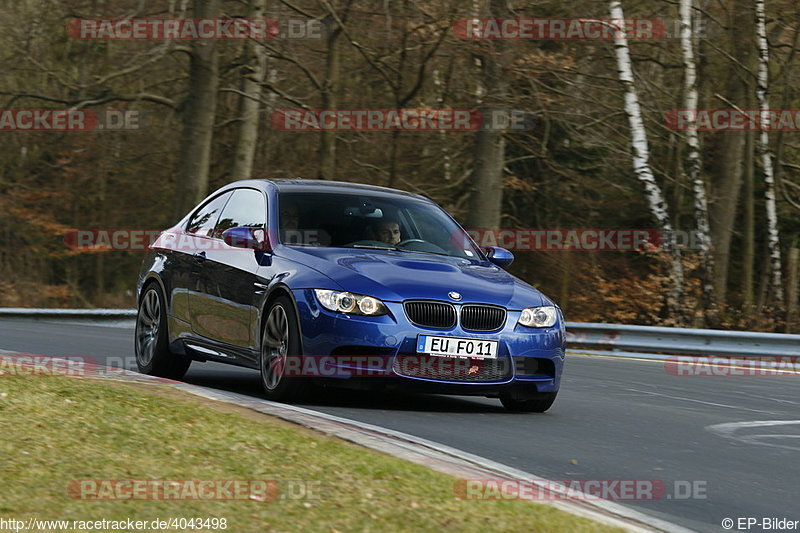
[292,289,566,396]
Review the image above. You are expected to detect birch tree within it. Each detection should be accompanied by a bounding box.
[679,0,716,321]
[609,0,684,320]
[755,0,783,304]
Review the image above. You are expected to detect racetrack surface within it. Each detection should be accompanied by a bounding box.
[2,318,798,533]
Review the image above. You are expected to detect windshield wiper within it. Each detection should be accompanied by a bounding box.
[349,244,453,257]
[349,244,398,251]
[397,248,450,257]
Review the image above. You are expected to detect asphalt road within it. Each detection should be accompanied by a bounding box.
[2,317,799,532]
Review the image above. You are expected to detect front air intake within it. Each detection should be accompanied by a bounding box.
[460,305,506,331]
[403,301,456,329]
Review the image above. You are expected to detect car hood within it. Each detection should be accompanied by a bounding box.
[279,247,547,309]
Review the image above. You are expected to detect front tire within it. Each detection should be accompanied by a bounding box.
[135,283,191,380]
[500,391,558,413]
[259,296,309,402]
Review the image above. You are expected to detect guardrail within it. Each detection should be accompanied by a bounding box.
[565,322,800,357]
[1,309,798,357]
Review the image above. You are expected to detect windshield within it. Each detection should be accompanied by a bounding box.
[278,191,482,259]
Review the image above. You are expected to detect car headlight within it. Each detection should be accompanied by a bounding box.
[518,306,558,328]
[314,289,388,316]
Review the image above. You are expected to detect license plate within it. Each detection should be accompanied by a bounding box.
[416,335,498,359]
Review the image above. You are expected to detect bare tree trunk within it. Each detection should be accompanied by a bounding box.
[387,130,403,188]
[743,128,755,309]
[708,137,745,306]
[231,0,267,180]
[94,164,107,300]
[755,0,783,304]
[680,0,716,324]
[259,66,279,165]
[467,126,506,229]
[772,24,800,212]
[386,2,408,190]
[319,11,342,181]
[609,0,684,322]
[707,0,750,306]
[559,250,573,314]
[174,0,220,219]
[786,247,799,332]
[467,0,509,230]
[433,67,453,181]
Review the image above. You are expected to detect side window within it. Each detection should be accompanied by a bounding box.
[213,189,267,239]
[186,192,232,237]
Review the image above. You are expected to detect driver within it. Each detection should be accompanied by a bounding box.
[280,201,301,244]
[281,201,300,231]
[374,219,401,246]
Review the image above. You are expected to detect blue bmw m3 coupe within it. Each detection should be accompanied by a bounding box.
[135,179,566,412]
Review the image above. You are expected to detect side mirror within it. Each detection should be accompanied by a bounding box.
[485,246,514,267]
[222,227,271,252]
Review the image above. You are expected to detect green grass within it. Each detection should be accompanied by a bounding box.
[0,376,622,532]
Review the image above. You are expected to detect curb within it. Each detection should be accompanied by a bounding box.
[0,350,693,533]
[0,308,136,319]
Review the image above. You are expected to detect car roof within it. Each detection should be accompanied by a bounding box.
[239,178,430,201]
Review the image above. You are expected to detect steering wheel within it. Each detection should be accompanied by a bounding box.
[396,239,426,247]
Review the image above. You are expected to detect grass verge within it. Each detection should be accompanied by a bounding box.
[0,376,622,532]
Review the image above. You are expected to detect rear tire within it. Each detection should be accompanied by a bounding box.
[135,283,191,380]
[259,295,310,402]
[500,391,557,413]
